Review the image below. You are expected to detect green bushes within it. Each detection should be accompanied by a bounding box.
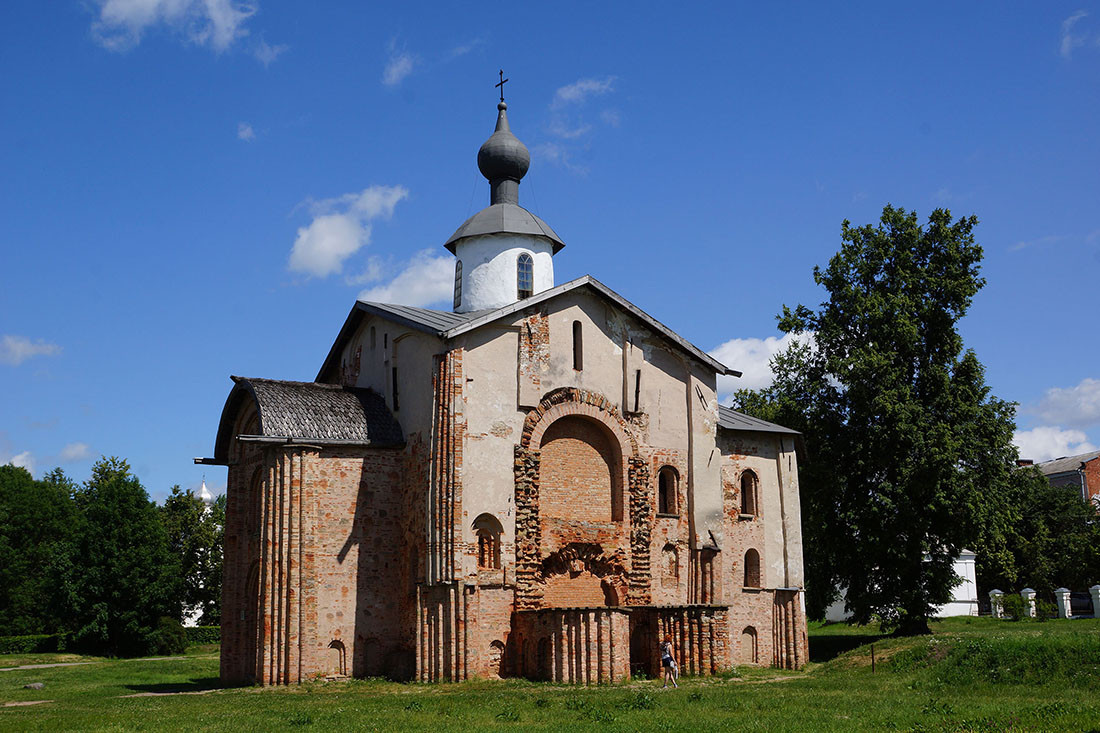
[185,626,220,645]
[0,633,69,654]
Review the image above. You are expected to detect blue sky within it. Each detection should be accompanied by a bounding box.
[2,2,1098,501]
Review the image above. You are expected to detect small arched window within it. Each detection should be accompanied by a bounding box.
[658,466,678,515]
[740,470,759,517]
[453,260,463,309]
[744,548,761,588]
[473,513,503,570]
[517,253,533,299]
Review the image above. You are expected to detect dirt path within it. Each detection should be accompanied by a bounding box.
[2,700,51,707]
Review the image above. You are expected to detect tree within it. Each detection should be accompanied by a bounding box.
[160,486,225,625]
[735,205,1017,635]
[0,465,76,635]
[66,457,180,655]
[981,466,1100,596]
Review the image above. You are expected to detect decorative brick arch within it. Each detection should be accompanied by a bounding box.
[520,387,639,456]
[514,388,652,610]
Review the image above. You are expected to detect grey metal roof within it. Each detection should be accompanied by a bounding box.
[444,203,565,254]
[317,275,742,382]
[212,377,403,461]
[356,302,489,334]
[1035,450,1100,476]
[441,275,739,376]
[717,405,800,435]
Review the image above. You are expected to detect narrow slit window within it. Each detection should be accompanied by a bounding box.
[391,366,399,411]
[453,260,463,310]
[633,369,642,412]
[517,253,533,299]
[370,326,376,350]
[572,320,583,371]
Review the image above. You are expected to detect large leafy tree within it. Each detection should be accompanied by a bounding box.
[67,457,180,655]
[736,205,1017,634]
[160,486,225,625]
[0,465,76,635]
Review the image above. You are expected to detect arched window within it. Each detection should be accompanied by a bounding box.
[657,466,678,515]
[473,513,503,570]
[740,470,759,517]
[517,253,533,299]
[572,320,583,371]
[744,548,761,588]
[453,260,463,309]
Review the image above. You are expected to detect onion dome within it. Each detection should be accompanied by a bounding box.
[477,102,530,204]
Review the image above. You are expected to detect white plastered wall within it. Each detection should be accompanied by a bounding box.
[453,234,555,313]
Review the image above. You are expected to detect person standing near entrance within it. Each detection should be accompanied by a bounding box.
[660,636,678,688]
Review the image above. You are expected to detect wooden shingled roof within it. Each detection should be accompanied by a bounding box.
[209,377,404,463]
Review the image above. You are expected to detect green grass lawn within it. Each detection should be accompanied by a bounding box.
[2,619,1098,732]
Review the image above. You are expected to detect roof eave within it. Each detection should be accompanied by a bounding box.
[442,275,734,376]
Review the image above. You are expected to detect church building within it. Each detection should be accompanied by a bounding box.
[200,95,809,685]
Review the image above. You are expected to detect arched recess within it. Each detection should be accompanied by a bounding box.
[540,543,629,607]
[488,640,506,678]
[740,627,758,664]
[514,387,650,610]
[540,415,623,522]
[473,513,503,570]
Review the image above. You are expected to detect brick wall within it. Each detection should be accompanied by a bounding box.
[539,416,616,523]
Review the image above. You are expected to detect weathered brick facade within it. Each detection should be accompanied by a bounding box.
[209,107,807,685]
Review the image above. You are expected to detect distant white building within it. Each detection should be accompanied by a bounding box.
[182,480,215,628]
[824,550,978,622]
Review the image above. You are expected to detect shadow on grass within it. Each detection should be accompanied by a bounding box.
[808,631,885,663]
[124,677,233,694]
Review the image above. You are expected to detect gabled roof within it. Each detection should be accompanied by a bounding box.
[317,275,741,382]
[209,377,403,463]
[717,405,800,435]
[1036,450,1100,476]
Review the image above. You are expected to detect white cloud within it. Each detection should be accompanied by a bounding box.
[1061,10,1089,59]
[1,335,62,366]
[1010,234,1061,252]
[254,38,287,67]
[710,332,810,399]
[237,121,255,141]
[90,0,256,52]
[382,41,417,87]
[600,109,621,127]
[449,38,482,58]
[1013,426,1096,463]
[552,77,616,108]
[7,451,35,475]
[1036,377,1100,428]
[59,442,91,462]
[288,185,408,278]
[358,249,453,307]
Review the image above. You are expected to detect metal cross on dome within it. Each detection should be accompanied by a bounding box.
[495,69,509,103]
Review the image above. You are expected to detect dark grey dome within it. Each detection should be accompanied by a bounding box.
[477,102,530,184]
